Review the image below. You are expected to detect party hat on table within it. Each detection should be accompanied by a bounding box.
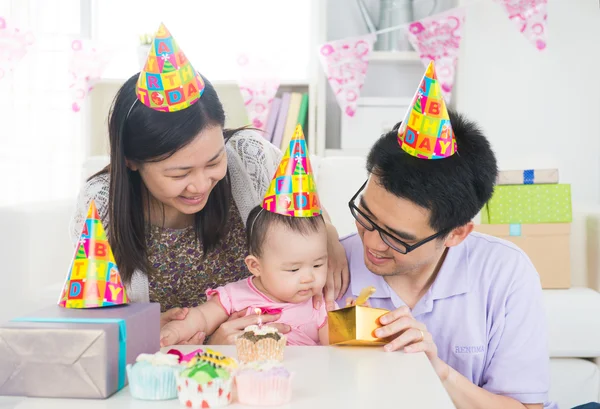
[136,22,205,112]
[262,124,322,217]
[58,200,127,308]
[397,61,456,159]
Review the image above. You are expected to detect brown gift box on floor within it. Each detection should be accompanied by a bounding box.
[328,286,390,346]
[474,224,571,289]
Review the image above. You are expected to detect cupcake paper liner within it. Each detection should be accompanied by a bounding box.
[235,371,293,406]
[176,375,233,408]
[126,363,182,400]
[235,336,286,363]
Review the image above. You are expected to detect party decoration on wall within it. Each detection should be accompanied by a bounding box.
[0,16,35,81]
[136,23,205,112]
[317,33,376,118]
[493,0,548,51]
[236,53,281,129]
[397,61,456,160]
[58,200,128,308]
[69,39,111,112]
[406,7,466,101]
[262,124,322,217]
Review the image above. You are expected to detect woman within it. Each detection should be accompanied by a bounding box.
[69,29,348,344]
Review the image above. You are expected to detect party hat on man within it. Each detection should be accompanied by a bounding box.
[262,125,322,217]
[397,61,456,159]
[58,200,127,308]
[136,22,205,112]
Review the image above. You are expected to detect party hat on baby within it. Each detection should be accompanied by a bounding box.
[262,125,322,217]
[58,200,127,308]
[397,61,456,159]
[136,22,205,112]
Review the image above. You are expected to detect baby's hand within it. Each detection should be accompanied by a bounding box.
[345,297,372,307]
[160,322,183,348]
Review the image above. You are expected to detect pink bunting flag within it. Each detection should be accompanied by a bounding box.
[318,34,376,118]
[494,0,548,51]
[406,8,466,102]
[236,53,280,130]
[0,16,35,80]
[69,39,111,112]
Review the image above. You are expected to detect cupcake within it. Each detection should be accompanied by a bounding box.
[126,352,182,400]
[176,349,237,408]
[235,325,286,363]
[235,360,293,406]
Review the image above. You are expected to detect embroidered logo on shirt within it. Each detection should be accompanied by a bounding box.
[454,345,485,354]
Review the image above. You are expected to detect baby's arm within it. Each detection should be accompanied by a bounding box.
[318,322,329,345]
[160,297,229,347]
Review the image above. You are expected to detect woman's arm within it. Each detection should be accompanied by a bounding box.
[160,297,229,347]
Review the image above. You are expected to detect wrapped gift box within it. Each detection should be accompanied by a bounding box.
[328,305,390,346]
[0,303,160,399]
[496,169,559,185]
[474,224,571,289]
[481,184,572,224]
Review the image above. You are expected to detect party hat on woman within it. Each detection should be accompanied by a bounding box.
[262,125,322,217]
[136,22,205,112]
[397,61,457,159]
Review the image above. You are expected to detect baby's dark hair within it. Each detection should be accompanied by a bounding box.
[246,205,325,257]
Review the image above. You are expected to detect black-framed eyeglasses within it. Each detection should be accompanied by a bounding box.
[348,180,448,254]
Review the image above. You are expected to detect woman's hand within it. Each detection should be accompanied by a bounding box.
[315,222,349,311]
[376,306,450,381]
[160,307,206,345]
[206,310,291,345]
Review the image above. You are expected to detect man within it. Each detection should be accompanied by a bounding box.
[339,63,554,409]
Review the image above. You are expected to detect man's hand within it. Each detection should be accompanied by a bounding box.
[377,306,450,381]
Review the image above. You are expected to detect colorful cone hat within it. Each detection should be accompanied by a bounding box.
[58,200,127,308]
[136,23,205,112]
[397,61,456,159]
[262,125,322,217]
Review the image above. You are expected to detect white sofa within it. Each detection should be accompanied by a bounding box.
[1,155,600,409]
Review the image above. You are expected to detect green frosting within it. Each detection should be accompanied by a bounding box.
[181,360,230,383]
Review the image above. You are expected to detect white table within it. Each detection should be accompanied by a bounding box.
[0,345,456,409]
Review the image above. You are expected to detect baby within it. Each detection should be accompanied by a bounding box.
[160,203,330,346]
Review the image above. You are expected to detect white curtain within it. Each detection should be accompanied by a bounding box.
[0,0,85,207]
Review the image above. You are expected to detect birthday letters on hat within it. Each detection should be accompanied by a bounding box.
[136,23,205,112]
[397,61,457,159]
[58,200,127,308]
[262,124,322,217]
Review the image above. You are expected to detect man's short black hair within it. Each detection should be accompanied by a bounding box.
[246,205,325,257]
[366,109,498,233]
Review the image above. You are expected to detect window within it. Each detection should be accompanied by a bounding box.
[0,0,85,207]
[94,0,313,82]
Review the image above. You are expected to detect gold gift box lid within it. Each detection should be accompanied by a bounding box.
[328,286,390,346]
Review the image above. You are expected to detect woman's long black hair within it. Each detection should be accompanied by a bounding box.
[93,72,239,284]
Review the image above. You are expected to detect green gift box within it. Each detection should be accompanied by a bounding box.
[481,184,572,224]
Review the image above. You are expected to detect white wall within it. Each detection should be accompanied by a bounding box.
[454,0,600,206]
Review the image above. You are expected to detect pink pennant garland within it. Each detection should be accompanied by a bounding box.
[318,34,376,118]
[236,53,280,130]
[406,8,466,102]
[69,39,111,112]
[494,0,548,51]
[0,16,35,81]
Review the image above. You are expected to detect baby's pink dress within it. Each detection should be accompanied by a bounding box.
[206,277,327,345]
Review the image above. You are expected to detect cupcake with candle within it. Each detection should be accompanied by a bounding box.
[176,349,237,408]
[235,311,287,363]
[235,360,293,406]
[126,352,183,400]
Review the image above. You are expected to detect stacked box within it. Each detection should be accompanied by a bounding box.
[477,169,571,289]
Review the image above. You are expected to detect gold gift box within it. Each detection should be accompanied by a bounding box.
[328,304,390,345]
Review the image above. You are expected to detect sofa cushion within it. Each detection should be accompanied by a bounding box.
[550,358,600,409]
[544,287,600,357]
